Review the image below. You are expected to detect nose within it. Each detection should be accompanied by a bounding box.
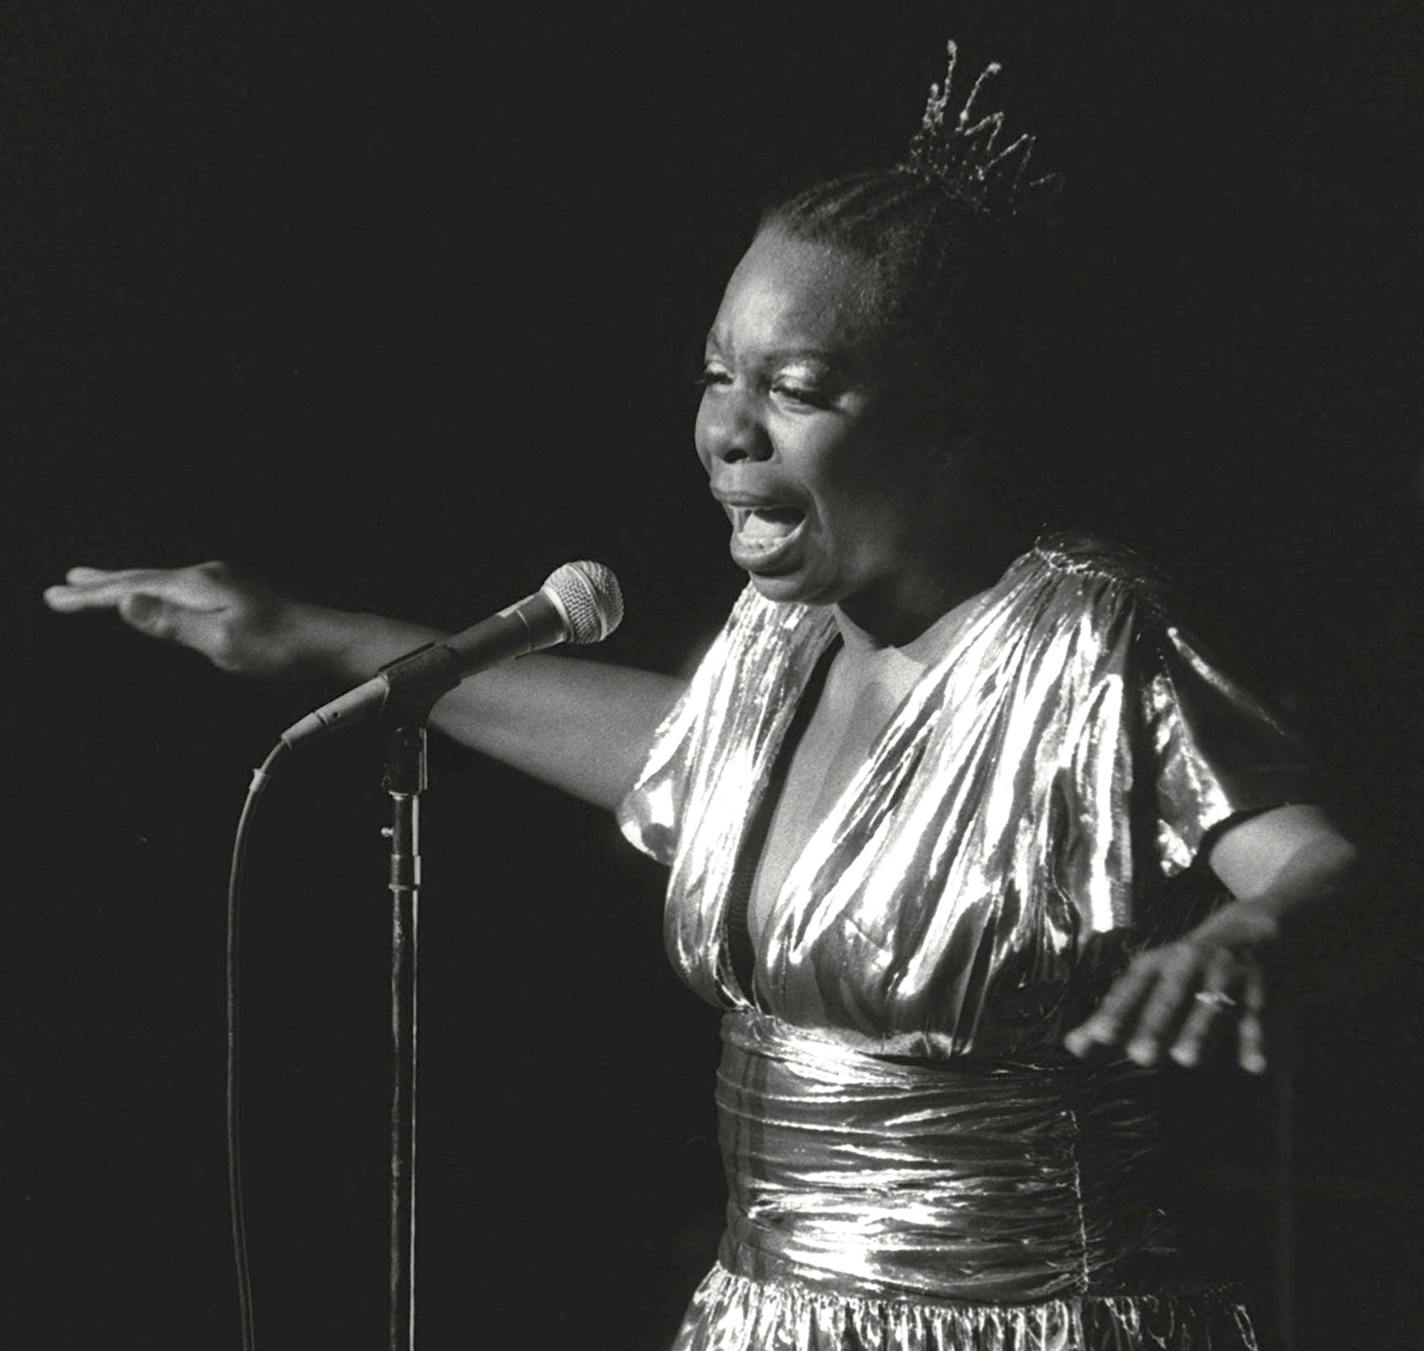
[696,387,773,466]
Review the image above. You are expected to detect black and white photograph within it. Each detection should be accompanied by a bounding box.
[8,4,1423,1347]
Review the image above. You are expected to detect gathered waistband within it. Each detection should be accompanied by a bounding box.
[714,1011,1188,1305]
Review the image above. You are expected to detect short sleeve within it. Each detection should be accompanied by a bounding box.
[1035,538,1323,949]
[615,590,755,865]
[1140,612,1318,876]
[615,676,703,866]
[615,586,835,870]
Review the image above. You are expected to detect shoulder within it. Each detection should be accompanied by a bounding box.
[981,531,1212,695]
[1021,530,1180,619]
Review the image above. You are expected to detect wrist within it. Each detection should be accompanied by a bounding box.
[1191,895,1284,956]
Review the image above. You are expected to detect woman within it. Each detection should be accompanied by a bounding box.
[46,44,1356,1351]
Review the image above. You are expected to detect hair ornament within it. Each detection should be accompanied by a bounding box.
[903,40,1064,218]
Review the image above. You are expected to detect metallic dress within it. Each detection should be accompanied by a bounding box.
[618,534,1313,1351]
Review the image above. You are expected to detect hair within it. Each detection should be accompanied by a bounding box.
[755,47,1074,521]
[759,169,1031,391]
[759,174,1068,519]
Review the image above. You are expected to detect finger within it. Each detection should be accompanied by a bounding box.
[47,570,227,614]
[1169,986,1237,1069]
[44,584,124,611]
[64,566,170,586]
[1238,1007,1268,1075]
[117,592,167,636]
[1123,944,1209,1066]
[1167,948,1236,1068]
[1065,956,1161,1057]
[116,592,217,648]
[46,569,176,610]
[1241,959,1266,1014]
[56,562,226,591]
[1169,1005,1218,1071]
[1238,967,1268,1074]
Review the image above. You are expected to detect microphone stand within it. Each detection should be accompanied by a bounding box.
[382,720,427,1351]
[268,572,620,1350]
[364,648,459,1351]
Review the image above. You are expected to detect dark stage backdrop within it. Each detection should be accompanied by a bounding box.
[6,4,1422,1347]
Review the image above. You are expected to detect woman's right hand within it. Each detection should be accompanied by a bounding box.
[44,561,316,678]
[46,560,684,810]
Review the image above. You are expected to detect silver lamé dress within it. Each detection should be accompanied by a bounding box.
[618,534,1313,1351]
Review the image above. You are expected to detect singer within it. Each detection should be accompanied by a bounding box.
[46,40,1359,1351]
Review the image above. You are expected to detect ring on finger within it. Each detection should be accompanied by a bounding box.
[1193,989,1238,1011]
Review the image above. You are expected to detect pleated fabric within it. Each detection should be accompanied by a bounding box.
[617,534,1304,1348]
[670,1013,1258,1350]
[674,1266,1258,1351]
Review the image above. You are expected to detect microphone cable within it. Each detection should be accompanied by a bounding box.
[226,741,289,1351]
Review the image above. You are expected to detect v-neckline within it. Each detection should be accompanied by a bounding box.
[720,585,1002,1007]
[723,635,840,1004]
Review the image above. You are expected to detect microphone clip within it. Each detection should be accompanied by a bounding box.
[375,641,464,726]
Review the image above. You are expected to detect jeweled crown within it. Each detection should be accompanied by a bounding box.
[902,40,1064,218]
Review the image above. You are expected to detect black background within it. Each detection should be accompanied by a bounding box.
[6,3,1423,1347]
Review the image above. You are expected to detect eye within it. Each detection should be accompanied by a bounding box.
[694,363,732,390]
[773,380,830,409]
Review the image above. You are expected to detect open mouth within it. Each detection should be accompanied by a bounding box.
[729,504,806,552]
[723,501,808,576]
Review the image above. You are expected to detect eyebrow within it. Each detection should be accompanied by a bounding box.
[702,335,843,366]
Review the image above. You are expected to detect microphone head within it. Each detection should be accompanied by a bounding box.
[541,561,624,644]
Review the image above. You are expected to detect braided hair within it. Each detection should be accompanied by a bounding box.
[755,43,1069,518]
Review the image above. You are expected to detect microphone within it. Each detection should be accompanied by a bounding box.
[279,561,624,750]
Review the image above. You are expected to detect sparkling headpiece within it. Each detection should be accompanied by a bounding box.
[902,40,1063,218]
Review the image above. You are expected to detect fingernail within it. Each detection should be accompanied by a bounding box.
[1243,1053,1267,1075]
[1169,1044,1197,1067]
[1127,1040,1156,1065]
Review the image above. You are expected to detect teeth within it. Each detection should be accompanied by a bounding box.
[735,506,802,546]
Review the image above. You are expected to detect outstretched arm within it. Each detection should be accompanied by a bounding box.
[1064,804,1360,1073]
[44,562,685,810]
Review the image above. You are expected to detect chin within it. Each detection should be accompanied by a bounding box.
[745,568,839,607]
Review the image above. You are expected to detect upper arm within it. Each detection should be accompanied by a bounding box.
[1208,802,1360,902]
[1139,611,1319,879]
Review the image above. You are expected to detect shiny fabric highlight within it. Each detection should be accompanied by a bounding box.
[673,1265,1259,1351]
[674,1013,1259,1351]
[620,535,1312,1060]
[713,1012,1177,1305]
[619,535,1305,1349]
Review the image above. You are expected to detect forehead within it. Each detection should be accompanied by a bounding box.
[708,230,882,358]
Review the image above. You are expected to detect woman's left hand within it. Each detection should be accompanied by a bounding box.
[1064,898,1282,1073]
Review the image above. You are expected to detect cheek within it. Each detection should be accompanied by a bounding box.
[693,398,714,470]
[811,434,916,518]
[813,452,934,562]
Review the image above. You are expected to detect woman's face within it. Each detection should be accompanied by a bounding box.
[696,229,955,619]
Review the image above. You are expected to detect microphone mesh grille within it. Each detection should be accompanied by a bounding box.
[542,561,624,644]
